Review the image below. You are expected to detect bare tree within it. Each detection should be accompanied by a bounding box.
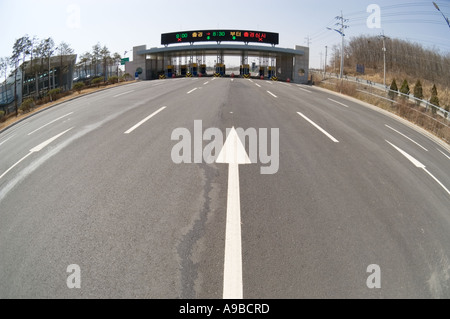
[57,42,74,90]
[79,52,92,79]
[0,57,9,105]
[345,35,450,88]
[33,40,46,99]
[26,36,38,98]
[20,36,33,99]
[112,52,122,80]
[40,37,55,91]
[11,36,30,116]
[92,43,102,77]
[100,45,110,82]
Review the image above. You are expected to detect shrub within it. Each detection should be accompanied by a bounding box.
[19,98,35,113]
[388,79,398,100]
[414,80,423,100]
[122,73,132,81]
[108,76,119,85]
[91,77,103,88]
[399,79,410,96]
[48,88,62,102]
[430,84,440,108]
[0,110,4,120]
[73,82,85,94]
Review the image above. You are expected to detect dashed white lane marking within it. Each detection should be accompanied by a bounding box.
[297,112,339,143]
[124,106,166,134]
[267,91,277,98]
[437,148,450,160]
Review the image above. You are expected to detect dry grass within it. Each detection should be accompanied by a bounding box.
[346,69,450,109]
[317,76,450,144]
[0,80,137,131]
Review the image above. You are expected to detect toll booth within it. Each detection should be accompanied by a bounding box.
[240,64,250,77]
[215,63,226,76]
[180,65,187,77]
[268,66,276,79]
[200,64,207,76]
[259,67,265,78]
[191,63,198,76]
[166,65,174,78]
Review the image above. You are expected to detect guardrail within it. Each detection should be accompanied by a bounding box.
[313,71,449,119]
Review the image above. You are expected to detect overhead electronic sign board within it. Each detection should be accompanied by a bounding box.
[161,30,279,46]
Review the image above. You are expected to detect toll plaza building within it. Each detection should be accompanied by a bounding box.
[125,30,309,83]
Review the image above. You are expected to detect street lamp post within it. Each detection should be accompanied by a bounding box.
[379,32,390,89]
[433,2,450,28]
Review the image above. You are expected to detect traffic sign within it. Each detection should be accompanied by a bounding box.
[121,58,129,65]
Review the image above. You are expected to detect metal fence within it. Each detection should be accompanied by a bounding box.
[317,71,449,119]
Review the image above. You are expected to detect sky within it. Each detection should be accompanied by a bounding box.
[1,0,449,69]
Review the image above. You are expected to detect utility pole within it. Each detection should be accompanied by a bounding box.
[337,12,348,79]
[305,36,312,48]
[324,46,328,78]
[319,52,323,73]
[327,11,349,79]
[378,31,390,89]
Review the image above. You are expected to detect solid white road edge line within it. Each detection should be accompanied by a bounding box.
[0,135,15,147]
[124,106,166,134]
[328,98,349,108]
[297,112,339,143]
[27,112,74,136]
[113,90,135,98]
[298,87,312,93]
[385,124,428,152]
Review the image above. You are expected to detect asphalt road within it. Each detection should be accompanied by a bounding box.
[0,77,449,299]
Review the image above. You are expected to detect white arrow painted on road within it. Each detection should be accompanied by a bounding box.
[0,128,73,180]
[386,140,450,196]
[216,127,252,299]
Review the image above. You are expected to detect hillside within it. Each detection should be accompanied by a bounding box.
[327,35,450,109]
